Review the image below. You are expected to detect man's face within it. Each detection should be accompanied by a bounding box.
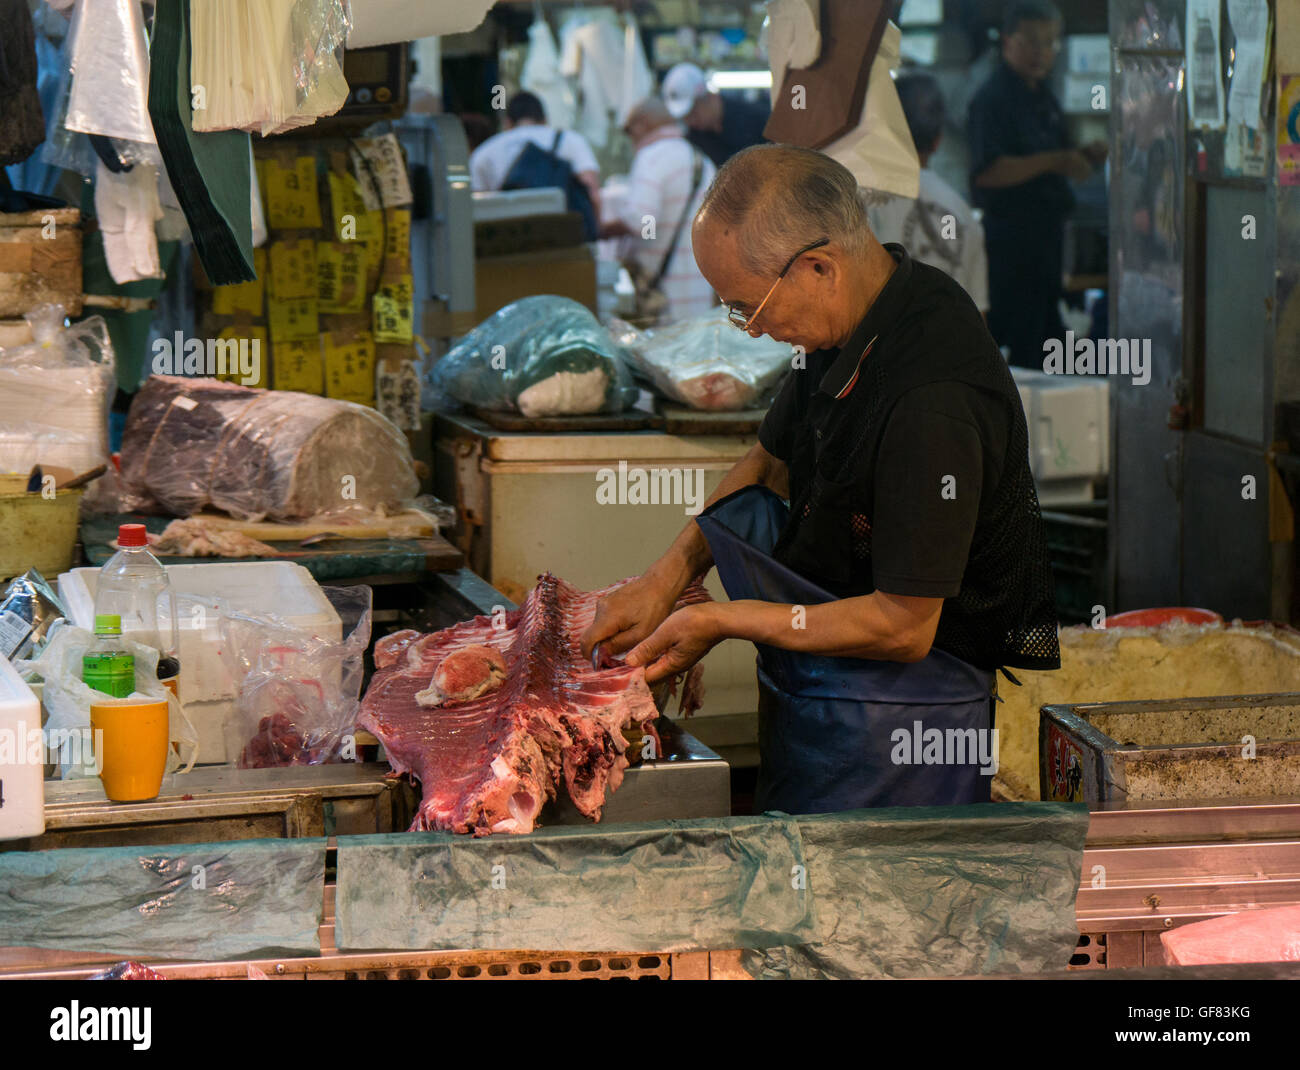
[1002,18,1062,84]
[693,219,841,353]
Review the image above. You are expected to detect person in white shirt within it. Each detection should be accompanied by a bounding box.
[866,73,989,314]
[468,91,602,214]
[601,98,717,323]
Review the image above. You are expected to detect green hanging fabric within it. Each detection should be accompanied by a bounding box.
[147,0,254,284]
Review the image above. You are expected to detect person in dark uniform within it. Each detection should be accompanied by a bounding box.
[967,1,1106,368]
[580,145,1060,813]
[661,62,769,168]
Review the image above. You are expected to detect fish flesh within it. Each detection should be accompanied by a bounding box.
[358,572,704,835]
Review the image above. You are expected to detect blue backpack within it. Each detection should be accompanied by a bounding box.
[501,130,598,241]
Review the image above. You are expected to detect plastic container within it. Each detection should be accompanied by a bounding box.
[60,562,340,763]
[0,653,44,840]
[1104,607,1223,628]
[92,524,180,662]
[0,474,82,582]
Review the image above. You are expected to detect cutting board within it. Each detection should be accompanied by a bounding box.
[659,404,767,436]
[188,508,438,541]
[467,405,664,433]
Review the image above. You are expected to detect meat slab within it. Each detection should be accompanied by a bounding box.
[359,573,677,836]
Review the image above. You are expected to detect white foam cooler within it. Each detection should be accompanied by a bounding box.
[0,654,44,840]
[59,562,341,764]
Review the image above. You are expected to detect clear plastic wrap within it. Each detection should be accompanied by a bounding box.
[118,376,420,521]
[610,307,796,411]
[430,296,637,418]
[220,585,372,769]
[0,306,115,480]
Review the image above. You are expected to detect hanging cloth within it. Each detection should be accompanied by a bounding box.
[0,0,45,167]
[148,0,254,284]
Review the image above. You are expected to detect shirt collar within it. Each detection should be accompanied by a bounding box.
[817,243,912,399]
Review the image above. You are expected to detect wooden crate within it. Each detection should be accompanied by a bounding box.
[0,208,82,318]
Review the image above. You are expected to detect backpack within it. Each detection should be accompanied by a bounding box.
[501,130,598,241]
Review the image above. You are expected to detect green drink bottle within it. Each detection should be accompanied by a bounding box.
[82,614,136,699]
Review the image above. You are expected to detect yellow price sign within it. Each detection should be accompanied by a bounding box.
[323,330,376,404]
[317,242,367,313]
[271,338,323,393]
[211,248,266,316]
[265,156,322,230]
[268,240,317,300]
[372,274,414,343]
[268,296,319,343]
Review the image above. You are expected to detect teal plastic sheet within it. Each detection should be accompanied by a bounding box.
[336,816,814,953]
[745,803,1090,979]
[0,839,325,960]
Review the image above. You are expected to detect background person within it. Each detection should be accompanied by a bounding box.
[601,98,717,323]
[967,1,1106,367]
[468,90,602,219]
[661,62,769,168]
[868,71,988,315]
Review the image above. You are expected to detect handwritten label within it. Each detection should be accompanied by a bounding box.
[272,338,323,393]
[317,242,367,312]
[264,156,322,230]
[372,274,414,343]
[323,330,376,404]
[350,134,413,209]
[268,240,317,300]
[268,296,319,343]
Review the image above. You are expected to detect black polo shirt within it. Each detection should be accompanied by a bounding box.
[757,244,1060,671]
[967,61,1074,220]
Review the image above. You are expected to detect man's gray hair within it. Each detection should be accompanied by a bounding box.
[696,144,871,276]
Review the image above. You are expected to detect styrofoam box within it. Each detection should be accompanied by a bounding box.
[59,562,341,765]
[0,654,44,840]
[1012,368,1109,483]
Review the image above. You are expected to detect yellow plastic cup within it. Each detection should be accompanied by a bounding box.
[89,697,169,803]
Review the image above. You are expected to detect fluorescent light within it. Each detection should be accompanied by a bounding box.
[707,71,773,90]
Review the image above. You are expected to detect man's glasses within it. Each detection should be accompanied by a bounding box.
[727,238,830,331]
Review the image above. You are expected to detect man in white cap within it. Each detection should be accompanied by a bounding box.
[661,62,769,168]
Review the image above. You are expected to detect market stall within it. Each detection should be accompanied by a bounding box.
[3,0,1300,1009]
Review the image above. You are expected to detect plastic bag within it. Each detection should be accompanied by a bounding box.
[0,306,115,491]
[220,585,372,769]
[610,307,795,411]
[430,296,637,418]
[17,625,199,781]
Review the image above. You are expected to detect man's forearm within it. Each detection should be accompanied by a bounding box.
[973,151,1062,188]
[650,444,787,594]
[710,593,938,663]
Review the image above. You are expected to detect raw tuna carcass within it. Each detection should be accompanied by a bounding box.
[415,645,506,706]
[92,961,166,980]
[359,573,701,835]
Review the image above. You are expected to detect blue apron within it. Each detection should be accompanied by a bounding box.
[696,485,996,813]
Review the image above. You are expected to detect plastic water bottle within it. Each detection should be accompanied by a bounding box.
[93,524,181,694]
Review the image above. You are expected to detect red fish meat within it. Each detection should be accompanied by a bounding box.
[358,573,699,835]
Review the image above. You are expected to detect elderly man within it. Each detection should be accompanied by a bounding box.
[580,145,1060,813]
[601,98,716,323]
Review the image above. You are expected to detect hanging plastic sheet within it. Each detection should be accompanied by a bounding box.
[64,0,154,145]
[147,0,255,284]
[0,839,326,960]
[334,816,815,953]
[744,803,1090,979]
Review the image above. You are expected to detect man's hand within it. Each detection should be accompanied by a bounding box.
[1056,149,1094,182]
[624,603,722,684]
[579,567,684,661]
